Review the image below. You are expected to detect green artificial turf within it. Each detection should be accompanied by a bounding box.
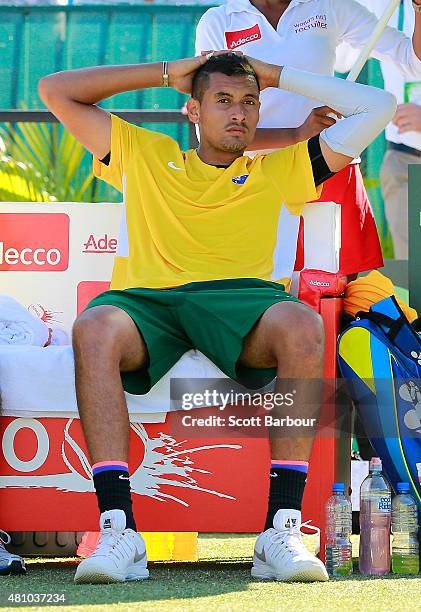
[1,535,420,612]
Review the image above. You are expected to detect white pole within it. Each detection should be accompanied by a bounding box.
[346,0,401,82]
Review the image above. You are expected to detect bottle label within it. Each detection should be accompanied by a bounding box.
[378,496,391,512]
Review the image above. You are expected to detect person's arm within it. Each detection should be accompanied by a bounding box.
[279,65,396,172]
[336,0,421,78]
[247,57,396,173]
[249,107,341,149]
[412,1,421,59]
[38,56,213,159]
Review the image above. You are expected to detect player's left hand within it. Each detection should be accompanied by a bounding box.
[392,102,421,133]
[297,106,341,141]
[244,56,282,90]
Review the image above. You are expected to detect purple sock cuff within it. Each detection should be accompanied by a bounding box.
[92,461,129,476]
[271,460,309,474]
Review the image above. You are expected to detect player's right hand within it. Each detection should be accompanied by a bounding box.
[169,51,231,94]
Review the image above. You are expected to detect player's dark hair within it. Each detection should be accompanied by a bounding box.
[192,53,260,102]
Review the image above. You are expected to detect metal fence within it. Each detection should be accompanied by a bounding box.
[0,108,197,202]
[0,109,197,147]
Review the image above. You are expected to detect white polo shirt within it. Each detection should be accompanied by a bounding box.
[196,0,421,130]
[354,0,421,151]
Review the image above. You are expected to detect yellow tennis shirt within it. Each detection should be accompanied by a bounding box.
[93,114,320,290]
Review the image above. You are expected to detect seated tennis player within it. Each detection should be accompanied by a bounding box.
[39,52,395,584]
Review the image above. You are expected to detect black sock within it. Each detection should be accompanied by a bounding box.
[93,469,137,531]
[264,467,307,531]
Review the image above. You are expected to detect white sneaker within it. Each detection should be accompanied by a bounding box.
[252,509,328,582]
[74,510,149,584]
[0,530,26,575]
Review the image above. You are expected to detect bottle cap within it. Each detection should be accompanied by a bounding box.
[370,457,382,471]
[397,482,410,493]
[332,482,345,493]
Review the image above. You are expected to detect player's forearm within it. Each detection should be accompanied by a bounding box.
[39,63,163,106]
[278,66,396,159]
[413,9,421,61]
[248,127,302,150]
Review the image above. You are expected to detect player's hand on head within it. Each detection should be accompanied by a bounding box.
[169,51,232,94]
[392,102,421,133]
[297,106,342,141]
[244,56,281,91]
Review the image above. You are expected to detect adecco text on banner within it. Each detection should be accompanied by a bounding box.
[82,233,118,254]
[0,213,70,271]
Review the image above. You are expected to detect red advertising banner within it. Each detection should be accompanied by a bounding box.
[0,213,70,272]
[0,413,269,532]
[0,411,337,534]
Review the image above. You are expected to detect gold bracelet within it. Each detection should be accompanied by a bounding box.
[413,1,421,12]
[162,61,169,87]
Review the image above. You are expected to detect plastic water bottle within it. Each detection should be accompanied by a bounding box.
[391,482,419,574]
[359,457,391,575]
[325,482,353,576]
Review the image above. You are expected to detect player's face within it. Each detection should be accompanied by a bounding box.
[197,73,260,154]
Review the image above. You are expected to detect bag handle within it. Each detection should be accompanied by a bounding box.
[412,317,421,333]
[355,310,405,342]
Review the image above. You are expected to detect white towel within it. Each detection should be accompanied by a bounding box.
[0,345,229,423]
[0,295,49,346]
[49,324,70,346]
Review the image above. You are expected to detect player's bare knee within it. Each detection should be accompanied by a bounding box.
[298,305,323,338]
[268,302,324,359]
[72,306,130,355]
[292,310,324,364]
[293,305,323,349]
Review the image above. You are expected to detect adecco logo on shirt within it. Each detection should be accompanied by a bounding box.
[225,24,262,50]
[0,213,69,271]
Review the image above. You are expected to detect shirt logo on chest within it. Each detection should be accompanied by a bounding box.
[225,24,262,50]
[168,161,185,171]
[294,14,328,34]
[232,174,249,185]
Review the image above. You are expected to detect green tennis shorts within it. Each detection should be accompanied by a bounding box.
[85,278,301,395]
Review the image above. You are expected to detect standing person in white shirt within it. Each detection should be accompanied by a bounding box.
[340,0,421,260]
[196,0,421,278]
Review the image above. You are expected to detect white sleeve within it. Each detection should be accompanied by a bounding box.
[333,0,421,80]
[279,66,396,159]
[195,8,228,54]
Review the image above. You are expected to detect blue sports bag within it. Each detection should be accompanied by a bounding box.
[337,296,421,511]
